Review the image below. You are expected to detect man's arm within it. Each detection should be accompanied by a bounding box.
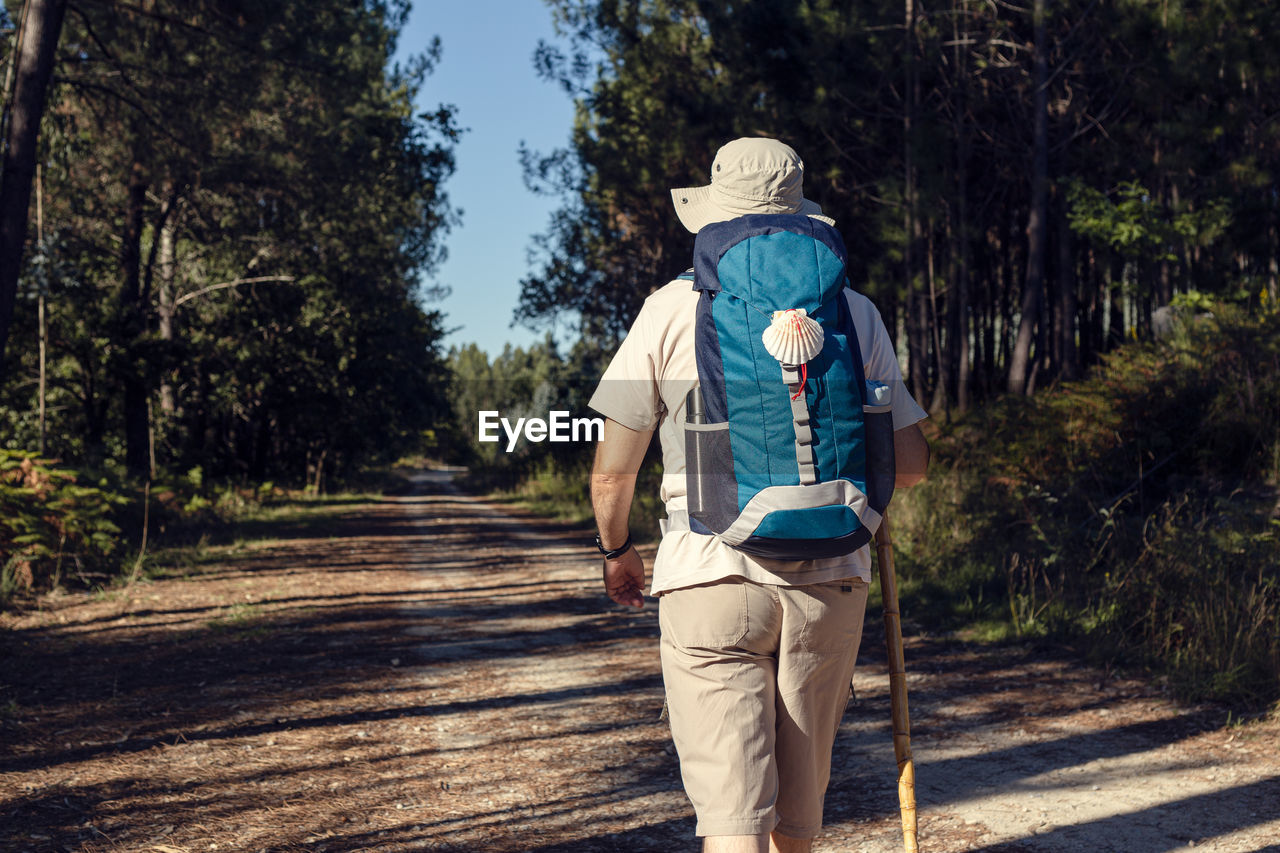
[591,417,655,608]
[894,423,930,489]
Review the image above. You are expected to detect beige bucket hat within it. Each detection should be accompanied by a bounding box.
[670,137,833,234]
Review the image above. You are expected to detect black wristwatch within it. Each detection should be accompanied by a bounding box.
[595,532,633,560]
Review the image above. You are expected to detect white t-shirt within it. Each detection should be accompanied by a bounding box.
[589,277,927,596]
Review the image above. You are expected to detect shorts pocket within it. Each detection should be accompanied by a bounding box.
[799,579,868,653]
[659,581,750,649]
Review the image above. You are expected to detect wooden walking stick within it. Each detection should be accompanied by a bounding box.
[876,513,919,852]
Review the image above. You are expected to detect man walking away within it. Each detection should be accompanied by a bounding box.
[589,137,930,853]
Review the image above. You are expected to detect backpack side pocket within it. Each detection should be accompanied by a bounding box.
[685,421,737,534]
[863,381,896,516]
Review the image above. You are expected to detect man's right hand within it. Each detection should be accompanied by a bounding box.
[603,547,645,608]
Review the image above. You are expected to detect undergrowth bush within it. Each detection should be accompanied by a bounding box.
[896,307,1280,707]
[1,455,288,604]
[0,451,127,597]
[1114,495,1279,704]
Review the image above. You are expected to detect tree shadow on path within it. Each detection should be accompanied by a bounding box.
[2,471,1276,852]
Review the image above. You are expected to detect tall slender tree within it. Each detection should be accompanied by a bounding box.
[0,0,67,379]
[1007,0,1049,395]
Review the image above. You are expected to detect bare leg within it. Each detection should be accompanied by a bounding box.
[703,834,769,853]
[769,830,813,853]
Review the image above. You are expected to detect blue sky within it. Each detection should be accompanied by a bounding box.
[395,2,577,357]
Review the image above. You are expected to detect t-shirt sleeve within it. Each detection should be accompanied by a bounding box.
[588,303,663,431]
[847,290,928,431]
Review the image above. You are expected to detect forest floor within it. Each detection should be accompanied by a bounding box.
[2,470,1278,853]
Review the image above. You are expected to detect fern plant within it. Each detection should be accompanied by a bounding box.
[0,451,127,598]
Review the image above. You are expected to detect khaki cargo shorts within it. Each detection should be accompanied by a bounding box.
[658,575,868,838]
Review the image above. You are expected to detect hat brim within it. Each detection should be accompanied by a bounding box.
[670,185,832,234]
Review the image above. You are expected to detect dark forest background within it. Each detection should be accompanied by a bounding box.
[1,0,457,487]
[2,0,1277,706]
[516,0,1275,407]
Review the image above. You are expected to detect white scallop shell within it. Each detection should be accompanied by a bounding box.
[762,308,824,365]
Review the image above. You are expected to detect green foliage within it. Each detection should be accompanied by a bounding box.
[1109,496,1280,705]
[0,449,314,603]
[521,0,1280,406]
[1,0,458,487]
[895,310,1280,706]
[0,451,127,597]
[1066,180,1233,262]
[445,335,607,481]
[519,0,755,339]
[442,336,667,530]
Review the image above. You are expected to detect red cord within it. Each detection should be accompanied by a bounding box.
[791,362,808,401]
[776,310,810,401]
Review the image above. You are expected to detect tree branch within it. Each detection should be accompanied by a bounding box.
[173,275,296,308]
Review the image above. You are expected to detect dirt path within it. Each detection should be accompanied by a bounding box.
[2,472,1278,852]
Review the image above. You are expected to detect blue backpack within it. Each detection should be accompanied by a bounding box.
[681,213,895,559]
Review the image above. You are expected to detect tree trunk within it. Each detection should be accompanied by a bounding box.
[952,0,972,413]
[1107,255,1125,348]
[1270,217,1279,306]
[81,355,107,465]
[979,256,994,398]
[0,0,69,379]
[157,199,178,417]
[38,291,47,451]
[927,226,949,418]
[1007,0,1049,395]
[1084,248,1103,367]
[36,163,47,453]
[312,447,328,495]
[904,0,928,404]
[120,157,151,478]
[251,413,272,481]
[1056,190,1080,379]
